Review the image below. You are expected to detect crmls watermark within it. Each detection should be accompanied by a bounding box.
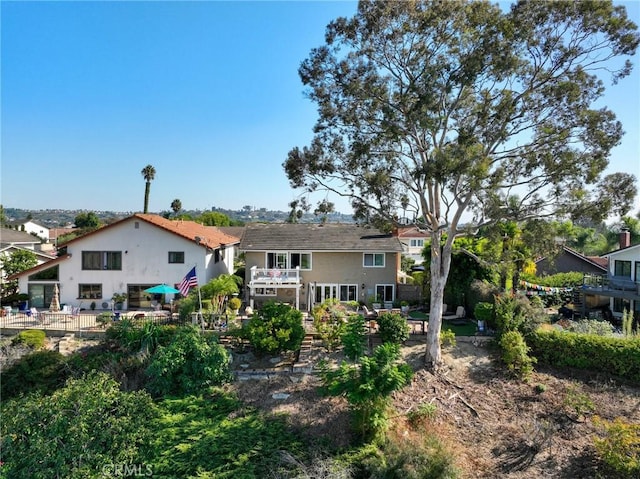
[101,463,153,477]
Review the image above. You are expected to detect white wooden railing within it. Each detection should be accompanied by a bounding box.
[249,266,301,284]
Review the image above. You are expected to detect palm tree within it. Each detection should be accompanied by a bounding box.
[171,199,182,217]
[141,165,156,213]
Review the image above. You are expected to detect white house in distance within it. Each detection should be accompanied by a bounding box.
[10,214,240,311]
[393,226,429,265]
[6,219,50,243]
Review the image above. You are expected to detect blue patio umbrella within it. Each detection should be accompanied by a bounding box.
[144,284,180,294]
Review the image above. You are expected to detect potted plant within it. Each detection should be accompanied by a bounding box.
[368,295,382,310]
[400,300,410,315]
[112,293,127,310]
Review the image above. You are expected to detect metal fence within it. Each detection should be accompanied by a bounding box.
[0,310,189,337]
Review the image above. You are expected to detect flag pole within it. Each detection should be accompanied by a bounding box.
[195,265,204,333]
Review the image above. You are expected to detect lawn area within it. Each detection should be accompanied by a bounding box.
[407,311,479,336]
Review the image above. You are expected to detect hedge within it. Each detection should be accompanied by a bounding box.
[529,330,640,382]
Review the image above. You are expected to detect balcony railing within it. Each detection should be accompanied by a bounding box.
[249,266,301,284]
[582,273,639,294]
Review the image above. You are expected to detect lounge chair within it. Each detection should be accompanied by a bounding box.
[361,305,378,319]
[443,306,465,321]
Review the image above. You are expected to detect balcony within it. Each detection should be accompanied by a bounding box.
[582,273,640,300]
[249,266,302,286]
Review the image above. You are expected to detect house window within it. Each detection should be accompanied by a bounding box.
[168,251,185,263]
[339,284,358,302]
[635,262,640,282]
[79,284,102,299]
[375,284,394,303]
[315,284,338,303]
[614,260,632,277]
[363,253,385,267]
[214,249,221,263]
[266,252,288,269]
[82,251,122,270]
[290,252,312,270]
[28,265,59,280]
[613,297,631,314]
[410,239,424,247]
[255,287,277,296]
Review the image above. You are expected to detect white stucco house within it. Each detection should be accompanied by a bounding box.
[9,214,240,311]
[393,226,429,265]
[6,220,50,243]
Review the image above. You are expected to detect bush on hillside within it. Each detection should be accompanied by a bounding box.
[312,299,349,351]
[1,371,157,479]
[146,325,233,396]
[243,301,305,356]
[376,312,411,345]
[529,330,640,382]
[342,314,368,361]
[11,329,46,349]
[1,350,67,400]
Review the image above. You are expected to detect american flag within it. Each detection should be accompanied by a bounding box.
[178,267,198,296]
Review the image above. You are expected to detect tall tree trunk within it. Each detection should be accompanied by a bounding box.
[425,230,454,368]
[143,182,151,213]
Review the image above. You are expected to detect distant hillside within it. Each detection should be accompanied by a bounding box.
[3,207,355,227]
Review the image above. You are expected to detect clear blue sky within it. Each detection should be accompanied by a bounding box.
[2,1,639,216]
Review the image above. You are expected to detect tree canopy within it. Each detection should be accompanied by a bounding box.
[284,0,639,367]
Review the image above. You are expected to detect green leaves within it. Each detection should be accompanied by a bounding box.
[320,343,412,441]
[1,371,158,479]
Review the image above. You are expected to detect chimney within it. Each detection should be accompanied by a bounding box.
[619,229,631,249]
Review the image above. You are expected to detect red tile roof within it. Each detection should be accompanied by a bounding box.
[59,214,240,250]
[134,214,240,249]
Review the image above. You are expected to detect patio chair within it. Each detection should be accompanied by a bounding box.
[443,306,465,321]
[361,305,378,319]
[27,307,41,323]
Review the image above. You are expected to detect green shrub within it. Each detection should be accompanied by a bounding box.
[499,330,536,380]
[107,320,176,353]
[95,311,113,327]
[563,384,595,421]
[312,299,348,351]
[243,301,305,356]
[146,325,233,396]
[569,319,614,336]
[529,330,640,382]
[474,301,494,326]
[593,416,640,477]
[1,371,157,479]
[363,433,460,479]
[342,313,367,361]
[407,402,438,428]
[1,350,67,399]
[376,312,411,345]
[228,297,242,311]
[11,329,46,349]
[494,294,525,338]
[320,343,413,442]
[440,329,456,348]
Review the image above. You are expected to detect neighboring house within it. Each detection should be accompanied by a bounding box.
[8,214,240,311]
[1,228,43,251]
[50,227,78,245]
[239,223,403,311]
[581,230,640,320]
[393,226,429,265]
[6,219,50,243]
[535,245,608,276]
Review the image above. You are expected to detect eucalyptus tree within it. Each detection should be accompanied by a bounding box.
[141,164,156,214]
[284,0,639,367]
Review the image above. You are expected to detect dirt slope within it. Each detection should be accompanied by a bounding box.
[232,337,640,478]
